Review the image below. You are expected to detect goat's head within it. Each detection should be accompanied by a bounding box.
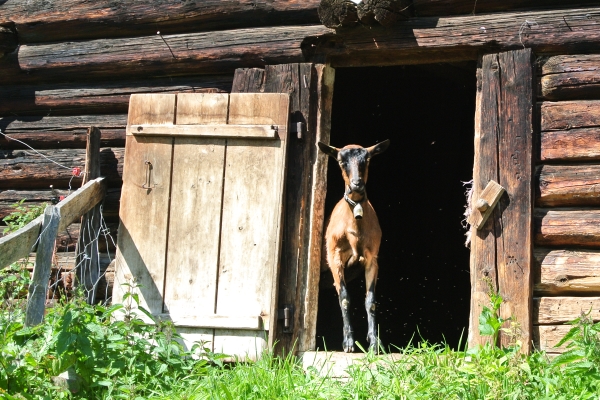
[318,140,390,196]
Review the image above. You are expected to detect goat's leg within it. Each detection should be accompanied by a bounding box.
[365,256,379,352]
[329,250,355,353]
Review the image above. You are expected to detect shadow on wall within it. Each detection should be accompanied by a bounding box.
[317,63,476,352]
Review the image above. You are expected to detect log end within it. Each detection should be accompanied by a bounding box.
[318,0,359,29]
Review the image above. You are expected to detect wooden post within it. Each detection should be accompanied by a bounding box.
[76,126,104,304]
[25,205,60,327]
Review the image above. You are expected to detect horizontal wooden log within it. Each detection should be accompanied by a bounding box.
[54,222,118,253]
[534,208,600,247]
[305,7,600,67]
[0,187,120,221]
[539,55,600,100]
[0,25,17,54]
[0,0,320,44]
[536,164,600,207]
[534,296,600,324]
[534,248,600,295]
[533,325,571,353]
[540,128,600,162]
[0,76,232,116]
[414,0,600,17]
[0,115,126,149]
[541,101,600,131]
[0,148,123,189]
[0,25,332,85]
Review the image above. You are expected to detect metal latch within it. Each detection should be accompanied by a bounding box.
[278,304,294,333]
[289,122,305,139]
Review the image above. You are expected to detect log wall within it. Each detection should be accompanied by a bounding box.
[534,54,600,354]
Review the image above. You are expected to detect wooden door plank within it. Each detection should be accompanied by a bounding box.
[113,135,173,317]
[127,94,176,126]
[496,48,534,350]
[176,93,230,125]
[127,124,282,138]
[214,93,289,353]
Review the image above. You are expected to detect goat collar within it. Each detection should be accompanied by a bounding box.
[344,186,366,219]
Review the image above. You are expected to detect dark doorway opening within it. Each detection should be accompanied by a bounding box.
[316,63,476,352]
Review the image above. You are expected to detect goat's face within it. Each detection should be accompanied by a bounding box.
[318,140,390,195]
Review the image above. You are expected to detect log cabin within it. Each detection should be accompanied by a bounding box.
[2,0,600,358]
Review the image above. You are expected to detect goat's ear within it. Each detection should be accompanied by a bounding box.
[318,142,339,159]
[366,139,390,157]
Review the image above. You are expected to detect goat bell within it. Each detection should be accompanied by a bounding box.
[353,202,363,219]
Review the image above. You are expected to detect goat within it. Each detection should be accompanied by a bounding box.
[318,139,390,352]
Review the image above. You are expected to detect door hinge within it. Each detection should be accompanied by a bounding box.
[289,122,305,139]
[278,304,294,333]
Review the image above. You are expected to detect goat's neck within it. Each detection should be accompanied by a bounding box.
[344,185,366,205]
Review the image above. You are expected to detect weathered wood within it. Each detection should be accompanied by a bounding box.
[535,208,600,247]
[0,114,126,149]
[539,55,600,100]
[55,222,118,253]
[2,25,331,85]
[158,314,263,330]
[25,205,60,327]
[0,25,17,55]
[0,215,42,268]
[468,49,534,350]
[0,148,123,189]
[128,124,283,138]
[304,8,600,67]
[113,94,176,318]
[0,76,232,116]
[534,248,600,295]
[537,164,600,207]
[359,0,412,27]
[0,188,120,221]
[534,296,600,324]
[533,325,571,353]
[76,128,103,304]
[0,0,320,44]
[55,178,105,232]
[413,0,600,17]
[231,69,266,93]
[318,0,358,29]
[541,101,600,131]
[467,180,505,230]
[540,128,600,162]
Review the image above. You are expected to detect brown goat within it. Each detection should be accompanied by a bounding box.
[318,140,390,352]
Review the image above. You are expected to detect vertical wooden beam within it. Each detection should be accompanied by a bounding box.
[26,205,60,327]
[76,126,104,304]
[469,49,534,351]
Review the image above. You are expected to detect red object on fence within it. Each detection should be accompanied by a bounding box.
[72,167,82,177]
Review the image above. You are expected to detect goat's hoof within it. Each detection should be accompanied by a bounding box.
[343,338,355,353]
[367,336,380,353]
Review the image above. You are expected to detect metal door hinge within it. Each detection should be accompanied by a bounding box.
[289,122,305,139]
[278,304,294,333]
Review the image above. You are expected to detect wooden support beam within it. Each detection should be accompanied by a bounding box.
[0,0,320,44]
[25,205,60,326]
[0,114,127,149]
[534,296,600,324]
[536,164,600,207]
[304,7,600,67]
[413,0,600,17]
[0,25,332,85]
[540,128,600,162]
[0,148,123,189]
[534,248,600,295]
[539,55,600,100]
[0,76,232,116]
[535,208,600,247]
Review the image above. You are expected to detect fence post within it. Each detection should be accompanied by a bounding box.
[25,205,60,327]
[76,126,103,304]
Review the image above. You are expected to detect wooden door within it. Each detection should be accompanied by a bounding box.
[468,48,535,351]
[113,92,290,359]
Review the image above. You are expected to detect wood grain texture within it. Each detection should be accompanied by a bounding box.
[0,148,123,189]
[0,114,126,149]
[0,0,320,43]
[536,164,600,207]
[128,124,281,138]
[539,54,600,100]
[0,76,232,116]
[54,222,118,253]
[305,8,600,67]
[0,215,42,269]
[534,248,600,295]
[55,177,105,232]
[3,25,331,85]
[318,0,359,29]
[535,208,600,247]
[533,325,571,353]
[541,101,600,131]
[534,296,600,324]
[413,0,600,17]
[540,128,600,162]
